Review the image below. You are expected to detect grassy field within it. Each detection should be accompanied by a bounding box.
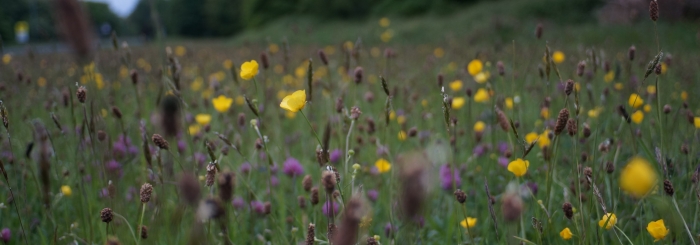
[1,0,700,244]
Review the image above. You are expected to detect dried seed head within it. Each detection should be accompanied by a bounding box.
[354,67,363,84]
[663,104,671,114]
[655,64,662,75]
[205,164,216,187]
[496,109,510,132]
[305,223,315,245]
[497,61,505,76]
[501,192,523,222]
[333,196,365,245]
[554,108,570,135]
[562,202,573,219]
[179,173,201,206]
[367,118,376,134]
[681,144,689,155]
[319,49,329,65]
[151,134,169,150]
[663,179,674,196]
[140,225,148,239]
[310,187,319,205]
[298,196,307,209]
[130,69,138,84]
[76,86,87,103]
[583,123,591,138]
[302,175,313,192]
[688,111,695,125]
[140,183,153,203]
[327,223,337,241]
[335,97,344,113]
[583,167,593,179]
[367,236,378,245]
[618,105,630,123]
[650,0,659,21]
[535,23,543,39]
[111,106,122,119]
[466,88,473,97]
[100,208,113,223]
[605,161,615,173]
[437,74,444,87]
[350,106,362,120]
[97,130,107,141]
[454,189,467,204]
[198,197,225,220]
[565,79,575,96]
[628,46,636,61]
[321,170,337,192]
[236,113,246,128]
[564,119,576,137]
[408,127,418,137]
[217,171,235,202]
[263,202,271,215]
[260,52,269,69]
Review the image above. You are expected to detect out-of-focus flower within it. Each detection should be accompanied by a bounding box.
[212,95,233,113]
[604,71,615,83]
[0,228,10,243]
[631,110,644,124]
[322,201,340,217]
[379,17,390,27]
[620,156,657,198]
[452,97,465,109]
[329,149,342,163]
[375,158,391,173]
[560,227,573,240]
[505,97,514,109]
[507,158,529,177]
[61,185,72,196]
[552,51,565,64]
[2,54,11,65]
[460,217,477,228]
[474,72,490,84]
[628,93,644,108]
[449,80,463,91]
[367,190,379,202]
[440,164,461,190]
[473,88,490,103]
[195,114,211,125]
[283,157,304,177]
[398,131,407,141]
[474,121,485,133]
[467,59,483,76]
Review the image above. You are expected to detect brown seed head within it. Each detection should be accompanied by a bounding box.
[583,167,593,179]
[497,61,505,76]
[322,170,337,192]
[562,202,573,219]
[354,67,363,84]
[100,207,113,223]
[650,0,659,21]
[535,23,543,39]
[111,106,122,119]
[335,97,344,113]
[605,161,615,173]
[628,46,636,61]
[97,130,107,142]
[437,74,444,87]
[310,187,319,205]
[302,175,313,192]
[577,62,585,77]
[367,236,378,245]
[454,189,467,204]
[663,179,674,196]
[151,134,169,150]
[205,164,216,187]
[350,106,362,120]
[688,111,695,125]
[298,195,307,209]
[306,223,315,245]
[260,52,269,69]
[77,86,87,103]
[130,69,138,84]
[501,192,523,222]
[583,123,591,138]
[179,173,201,206]
[263,201,271,215]
[217,171,235,202]
[408,127,418,137]
[565,79,575,96]
[554,108,570,135]
[138,225,148,239]
[655,64,662,75]
[681,144,689,155]
[663,104,671,114]
[566,119,577,136]
[140,183,153,203]
[318,49,329,65]
[496,109,510,132]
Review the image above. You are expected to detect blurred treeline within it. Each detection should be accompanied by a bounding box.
[1,0,698,44]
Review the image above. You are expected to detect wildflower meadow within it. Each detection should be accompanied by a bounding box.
[2,0,700,244]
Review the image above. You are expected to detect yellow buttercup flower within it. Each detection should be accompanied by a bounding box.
[61,185,72,196]
[280,90,307,112]
[694,117,700,129]
[434,48,445,58]
[2,54,11,65]
[398,131,407,141]
[473,88,490,103]
[474,121,486,133]
[212,95,233,113]
[452,97,466,109]
[643,104,652,113]
[525,132,539,144]
[628,93,644,108]
[379,17,390,27]
[538,131,551,148]
[598,213,617,230]
[269,43,280,54]
[559,228,573,240]
[188,125,201,135]
[285,111,296,119]
[195,114,212,125]
[620,156,657,198]
[449,80,463,91]
[191,77,203,91]
[646,219,669,241]
[380,30,393,43]
[505,97,514,109]
[474,71,490,84]
[175,46,186,57]
[460,217,477,228]
[467,59,483,76]
[631,110,644,124]
[540,107,550,119]
[552,51,565,64]
[614,83,624,90]
[507,158,529,177]
[235,95,245,105]
[239,60,259,80]
[38,77,47,87]
[660,62,667,74]
[681,91,688,101]
[375,158,391,173]
[397,115,406,125]
[646,85,656,94]
[223,59,233,69]
[604,71,615,83]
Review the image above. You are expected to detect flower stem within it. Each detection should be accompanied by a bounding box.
[299,110,323,147]
[344,120,355,175]
[672,197,697,245]
[137,203,146,244]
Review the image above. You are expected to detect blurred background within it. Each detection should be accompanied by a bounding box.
[0,0,699,50]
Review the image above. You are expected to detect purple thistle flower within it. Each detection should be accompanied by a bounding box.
[251,201,265,214]
[125,186,137,202]
[522,182,539,196]
[239,162,251,174]
[112,135,138,159]
[322,201,340,217]
[1,228,10,243]
[329,149,342,163]
[83,174,92,183]
[194,152,207,167]
[232,196,245,210]
[472,144,487,157]
[440,164,461,190]
[177,140,186,153]
[367,189,379,202]
[282,157,304,177]
[105,159,123,178]
[498,156,509,168]
[498,142,510,155]
[384,223,396,238]
[99,188,109,198]
[271,176,279,187]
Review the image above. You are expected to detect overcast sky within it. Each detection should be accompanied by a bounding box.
[90,0,139,17]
